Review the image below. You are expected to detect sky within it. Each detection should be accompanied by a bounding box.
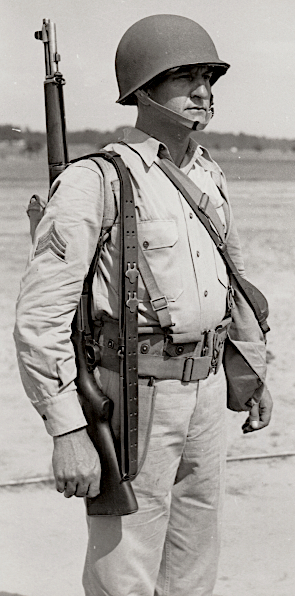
[1,0,295,139]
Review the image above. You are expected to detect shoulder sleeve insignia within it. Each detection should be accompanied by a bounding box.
[33,221,67,262]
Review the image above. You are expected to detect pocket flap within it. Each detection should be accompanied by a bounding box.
[138,220,178,250]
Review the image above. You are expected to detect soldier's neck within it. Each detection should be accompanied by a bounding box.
[136,112,191,168]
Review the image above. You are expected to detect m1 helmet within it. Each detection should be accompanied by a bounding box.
[116,14,230,105]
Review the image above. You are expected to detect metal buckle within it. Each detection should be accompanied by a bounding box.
[199,193,210,213]
[126,291,139,313]
[151,296,169,312]
[210,318,231,374]
[182,358,194,382]
[125,262,139,284]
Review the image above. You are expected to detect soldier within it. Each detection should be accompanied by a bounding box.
[14,14,272,596]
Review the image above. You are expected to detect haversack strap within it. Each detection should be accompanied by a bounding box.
[156,156,270,333]
[157,157,226,242]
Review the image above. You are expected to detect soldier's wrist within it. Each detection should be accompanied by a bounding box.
[53,426,88,441]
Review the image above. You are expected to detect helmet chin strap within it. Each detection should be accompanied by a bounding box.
[135,90,213,132]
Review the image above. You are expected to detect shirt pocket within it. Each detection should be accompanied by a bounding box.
[213,247,228,289]
[137,220,183,302]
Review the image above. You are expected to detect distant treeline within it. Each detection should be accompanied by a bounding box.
[1,124,295,153]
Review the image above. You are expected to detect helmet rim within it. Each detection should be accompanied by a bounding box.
[117,63,229,105]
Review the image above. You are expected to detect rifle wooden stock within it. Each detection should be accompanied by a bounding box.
[44,77,68,185]
[71,312,138,516]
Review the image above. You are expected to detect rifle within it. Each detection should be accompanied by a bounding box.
[35,19,68,186]
[35,19,138,516]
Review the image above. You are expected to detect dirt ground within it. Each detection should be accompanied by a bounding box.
[1,157,295,595]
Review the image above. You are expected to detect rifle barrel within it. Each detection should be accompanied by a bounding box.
[35,19,68,185]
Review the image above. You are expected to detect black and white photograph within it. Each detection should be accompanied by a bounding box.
[0,1,294,595]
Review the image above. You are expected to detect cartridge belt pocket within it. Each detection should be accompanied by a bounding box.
[93,318,231,382]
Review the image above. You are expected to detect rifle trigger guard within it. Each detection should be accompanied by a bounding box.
[85,339,101,371]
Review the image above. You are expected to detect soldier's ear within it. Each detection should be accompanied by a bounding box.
[209,93,214,117]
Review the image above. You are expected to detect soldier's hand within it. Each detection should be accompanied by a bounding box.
[52,427,101,498]
[242,387,273,434]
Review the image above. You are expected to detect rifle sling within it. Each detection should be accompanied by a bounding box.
[156,157,269,333]
[103,151,139,481]
[81,151,139,481]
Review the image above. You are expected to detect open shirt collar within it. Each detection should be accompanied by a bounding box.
[121,127,223,178]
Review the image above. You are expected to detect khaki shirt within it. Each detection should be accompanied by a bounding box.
[14,127,245,436]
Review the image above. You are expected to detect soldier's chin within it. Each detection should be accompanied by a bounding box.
[192,118,210,132]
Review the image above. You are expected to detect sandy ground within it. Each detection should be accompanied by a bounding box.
[1,457,295,596]
[1,169,295,595]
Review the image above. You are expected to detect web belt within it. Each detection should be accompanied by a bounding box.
[94,318,231,382]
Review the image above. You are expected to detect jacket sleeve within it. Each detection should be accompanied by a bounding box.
[201,145,247,280]
[14,160,104,436]
[218,168,246,279]
[225,200,246,278]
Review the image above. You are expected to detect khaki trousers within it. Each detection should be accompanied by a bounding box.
[83,365,227,596]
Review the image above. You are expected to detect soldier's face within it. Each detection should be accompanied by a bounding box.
[148,65,213,125]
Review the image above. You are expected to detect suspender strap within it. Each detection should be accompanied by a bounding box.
[138,243,173,329]
[157,157,270,334]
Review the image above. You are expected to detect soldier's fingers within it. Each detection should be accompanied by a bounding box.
[255,414,270,430]
[55,476,66,493]
[249,402,260,429]
[242,420,255,433]
[242,415,258,434]
[87,480,101,499]
[64,481,77,498]
[242,402,260,433]
[243,396,273,433]
[258,396,273,427]
[75,482,90,498]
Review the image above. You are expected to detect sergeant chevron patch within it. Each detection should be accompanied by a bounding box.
[33,221,67,262]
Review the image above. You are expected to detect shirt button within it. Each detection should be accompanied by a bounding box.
[204,290,208,297]
[196,251,200,257]
[143,240,149,249]
[189,213,193,219]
